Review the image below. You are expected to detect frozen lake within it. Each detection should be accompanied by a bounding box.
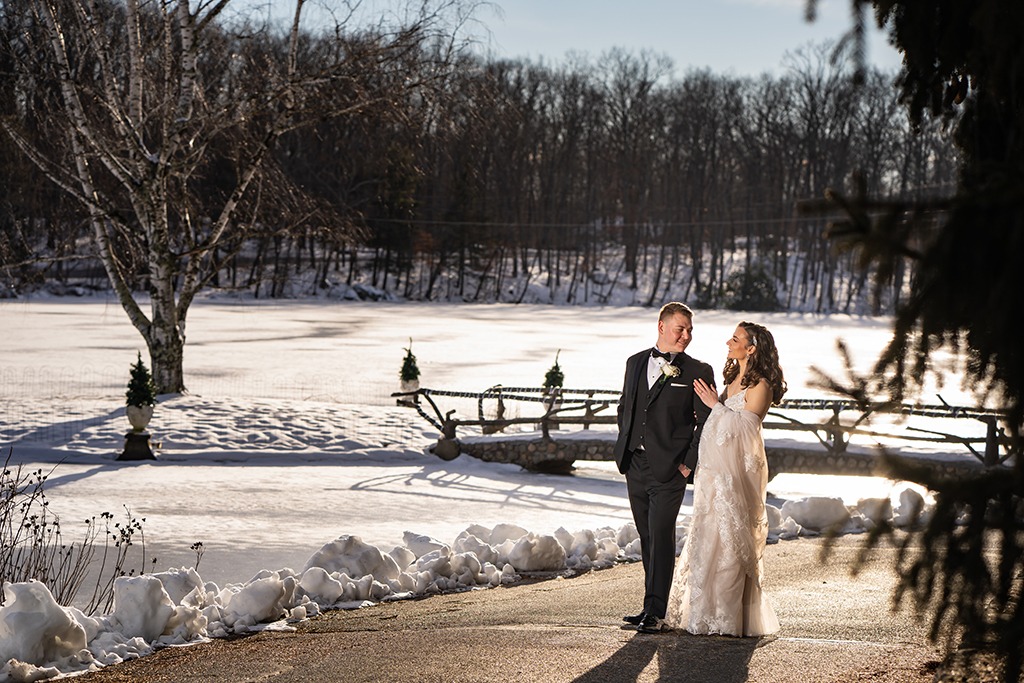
[1,297,982,587]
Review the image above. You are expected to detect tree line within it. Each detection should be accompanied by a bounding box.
[1,4,954,318]
[376,43,955,313]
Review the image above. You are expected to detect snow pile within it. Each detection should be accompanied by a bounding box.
[766,481,934,542]
[0,521,619,681]
[0,483,937,681]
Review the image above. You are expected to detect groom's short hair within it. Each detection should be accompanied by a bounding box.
[659,302,693,322]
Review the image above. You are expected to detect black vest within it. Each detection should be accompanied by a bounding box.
[627,362,655,452]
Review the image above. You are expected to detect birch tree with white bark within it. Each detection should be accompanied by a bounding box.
[0,0,466,392]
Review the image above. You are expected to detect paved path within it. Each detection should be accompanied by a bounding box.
[77,536,947,683]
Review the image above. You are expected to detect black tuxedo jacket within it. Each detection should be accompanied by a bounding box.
[613,349,715,483]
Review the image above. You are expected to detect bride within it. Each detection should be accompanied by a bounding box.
[665,321,786,637]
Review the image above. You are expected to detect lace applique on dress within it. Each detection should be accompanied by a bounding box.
[721,389,767,474]
[723,388,747,411]
[708,389,743,446]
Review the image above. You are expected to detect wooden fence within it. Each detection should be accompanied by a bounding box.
[394,386,1017,475]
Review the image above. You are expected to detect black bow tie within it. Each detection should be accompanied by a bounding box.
[652,349,673,360]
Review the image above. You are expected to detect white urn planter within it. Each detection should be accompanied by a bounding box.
[126,404,154,433]
[397,379,419,406]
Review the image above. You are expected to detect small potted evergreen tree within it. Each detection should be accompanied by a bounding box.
[543,350,564,392]
[120,352,157,460]
[126,351,157,431]
[398,339,421,405]
[541,350,564,431]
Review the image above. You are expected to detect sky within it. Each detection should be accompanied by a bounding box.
[472,0,903,76]
[0,298,971,680]
[249,0,904,77]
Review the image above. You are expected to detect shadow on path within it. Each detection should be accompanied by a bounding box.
[573,630,761,683]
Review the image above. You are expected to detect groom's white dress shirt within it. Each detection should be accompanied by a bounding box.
[647,348,676,389]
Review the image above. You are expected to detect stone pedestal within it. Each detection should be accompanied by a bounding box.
[119,431,156,460]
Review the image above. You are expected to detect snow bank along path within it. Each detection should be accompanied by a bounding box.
[0,483,934,682]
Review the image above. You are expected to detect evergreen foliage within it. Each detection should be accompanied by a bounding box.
[125,352,157,407]
[543,350,564,390]
[722,267,782,312]
[399,339,420,383]
[813,1,1024,679]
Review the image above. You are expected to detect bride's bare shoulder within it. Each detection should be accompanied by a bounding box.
[743,379,772,418]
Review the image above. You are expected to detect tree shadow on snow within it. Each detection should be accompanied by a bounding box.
[346,463,641,517]
[5,407,124,447]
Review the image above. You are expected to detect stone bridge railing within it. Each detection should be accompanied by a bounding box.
[396,386,1015,477]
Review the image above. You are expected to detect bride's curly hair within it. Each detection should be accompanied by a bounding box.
[722,321,787,405]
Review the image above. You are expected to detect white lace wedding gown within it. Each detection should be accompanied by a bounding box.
[665,388,780,636]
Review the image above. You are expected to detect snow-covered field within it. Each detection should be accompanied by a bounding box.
[0,296,982,681]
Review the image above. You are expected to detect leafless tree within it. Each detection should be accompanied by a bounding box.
[0,0,469,391]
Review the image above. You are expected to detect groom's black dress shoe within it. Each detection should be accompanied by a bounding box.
[637,614,668,633]
[622,612,646,626]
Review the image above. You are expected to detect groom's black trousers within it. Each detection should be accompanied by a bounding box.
[625,448,688,620]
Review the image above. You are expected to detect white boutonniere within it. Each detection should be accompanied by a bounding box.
[660,364,680,383]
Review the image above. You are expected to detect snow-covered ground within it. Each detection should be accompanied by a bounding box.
[0,297,984,681]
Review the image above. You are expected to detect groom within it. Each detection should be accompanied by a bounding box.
[614,302,714,633]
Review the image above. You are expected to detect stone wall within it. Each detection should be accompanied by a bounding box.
[432,433,985,479]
